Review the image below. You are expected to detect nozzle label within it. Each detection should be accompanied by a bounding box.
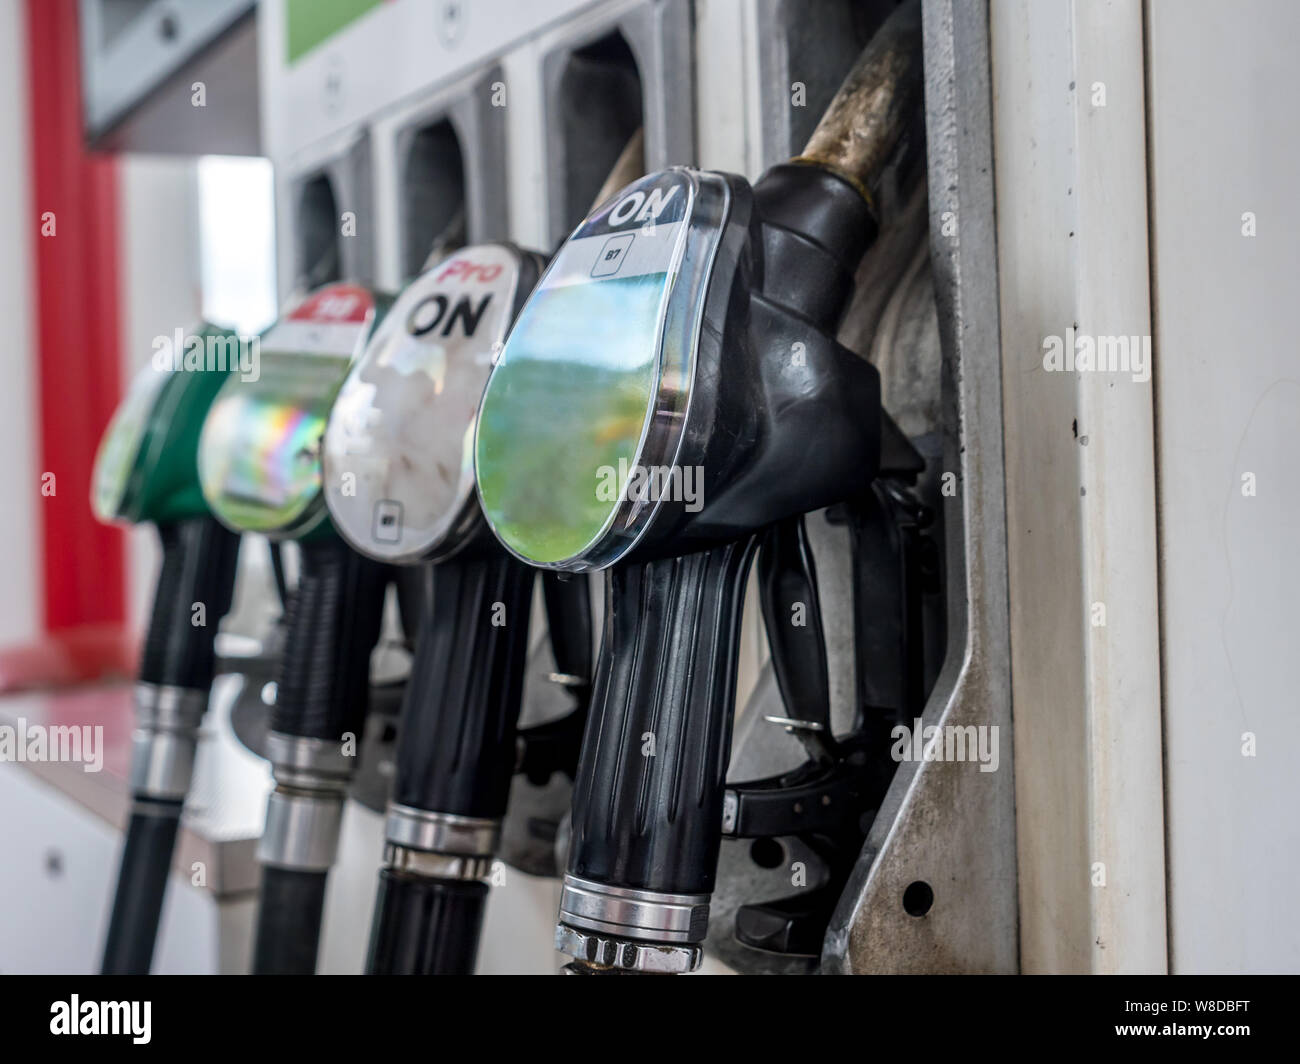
[323,245,521,561]
[197,282,378,534]
[540,172,692,290]
[475,171,702,565]
[260,282,375,357]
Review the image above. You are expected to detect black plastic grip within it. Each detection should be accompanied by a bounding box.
[542,572,592,690]
[252,866,329,975]
[271,538,387,742]
[100,801,183,974]
[757,516,832,733]
[392,553,533,819]
[138,516,240,691]
[365,871,489,975]
[567,538,758,896]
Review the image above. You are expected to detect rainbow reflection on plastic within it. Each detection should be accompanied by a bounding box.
[198,284,375,537]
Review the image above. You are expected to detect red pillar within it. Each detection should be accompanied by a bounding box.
[22,0,128,674]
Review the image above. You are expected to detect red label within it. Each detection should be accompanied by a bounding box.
[288,282,375,323]
[434,256,505,285]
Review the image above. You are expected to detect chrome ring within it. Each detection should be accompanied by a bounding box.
[257,789,345,871]
[134,682,207,730]
[384,804,500,857]
[558,874,710,944]
[264,730,354,789]
[384,844,494,882]
[130,684,207,799]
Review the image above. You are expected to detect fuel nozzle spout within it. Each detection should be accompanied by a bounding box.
[795,0,924,214]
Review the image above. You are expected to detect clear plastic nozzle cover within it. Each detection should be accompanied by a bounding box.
[323,246,522,563]
[93,323,242,527]
[476,169,728,569]
[92,359,172,523]
[198,283,376,538]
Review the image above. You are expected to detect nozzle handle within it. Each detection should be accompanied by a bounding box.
[139,516,240,692]
[541,571,592,696]
[391,553,533,819]
[567,538,758,898]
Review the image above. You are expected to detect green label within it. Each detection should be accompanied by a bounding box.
[286,0,383,64]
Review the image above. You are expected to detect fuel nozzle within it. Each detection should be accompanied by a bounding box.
[474,0,926,975]
[197,283,391,974]
[320,132,644,975]
[93,324,242,975]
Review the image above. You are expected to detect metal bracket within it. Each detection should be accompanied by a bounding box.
[822,0,1017,974]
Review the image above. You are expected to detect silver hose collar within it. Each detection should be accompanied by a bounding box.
[384,804,500,857]
[129,683,208,800]
[264,730,354,791]
[383,844,495,882]
[555,924,702,974]
[558,874,710,945]
[257,789,345,871]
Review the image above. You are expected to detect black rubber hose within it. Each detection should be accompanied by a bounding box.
[138,516,240,691]
[366,871,489,975]
[100,801,183,975]
[567,538,758,896]
[271,537,387,742]
[252,866,330,975]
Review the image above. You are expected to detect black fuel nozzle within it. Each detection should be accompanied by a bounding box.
[363,544,533,974]
[474,0,924,975]
[321,244,598,974]
[251,534,387,975]
[101,515,241,975]
[191,283,393,974]
[93,321,247,975]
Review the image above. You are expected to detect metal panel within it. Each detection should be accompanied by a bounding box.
[257,0,596,163]
[539,0,695,245]
[384,65,511,279]
[281,129,375,294]
[990,0,1166,973]
[823,0,1018,975]
[1146,0,1300,975]
[80,0,259,153]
